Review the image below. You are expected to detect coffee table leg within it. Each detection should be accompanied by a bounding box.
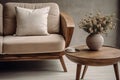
[76,64,82,80]
[113,63,120,80]
[81,65,88,79]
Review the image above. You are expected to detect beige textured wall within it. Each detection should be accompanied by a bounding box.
[1,0,118,47]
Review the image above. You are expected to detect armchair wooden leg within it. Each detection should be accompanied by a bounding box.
[59,56,67,72]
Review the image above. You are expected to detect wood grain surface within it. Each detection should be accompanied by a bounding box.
[66,45,120,66]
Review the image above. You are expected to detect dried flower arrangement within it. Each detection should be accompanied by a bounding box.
[79,12,115,34]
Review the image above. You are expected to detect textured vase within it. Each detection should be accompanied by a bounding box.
[86,33,104,51]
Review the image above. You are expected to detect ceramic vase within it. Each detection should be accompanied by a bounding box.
[86,33,104,51]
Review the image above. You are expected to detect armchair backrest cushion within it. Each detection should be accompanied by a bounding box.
[3,2,60,35]
[0,4,2,35]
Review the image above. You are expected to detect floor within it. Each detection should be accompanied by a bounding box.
[0,56,118,80]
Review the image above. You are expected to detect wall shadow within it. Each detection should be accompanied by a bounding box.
[116,0,120,48]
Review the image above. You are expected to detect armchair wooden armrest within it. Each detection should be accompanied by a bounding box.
[60,12,75,47]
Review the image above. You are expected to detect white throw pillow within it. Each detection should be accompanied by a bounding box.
[15,7,50,36]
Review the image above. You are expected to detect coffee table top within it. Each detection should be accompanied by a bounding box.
[65,45,120,66]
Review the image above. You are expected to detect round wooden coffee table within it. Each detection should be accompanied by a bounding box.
[65,45,120,80]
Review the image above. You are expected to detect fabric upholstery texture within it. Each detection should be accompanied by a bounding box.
[3,34,65,54]
[4,3,60,35]
[0,36,3,53]
[0,4,2,35]
[16,7,50,36]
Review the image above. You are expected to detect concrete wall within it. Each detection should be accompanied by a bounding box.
[1,0,118,47]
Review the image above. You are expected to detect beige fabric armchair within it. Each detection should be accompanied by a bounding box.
[0,3,75,72]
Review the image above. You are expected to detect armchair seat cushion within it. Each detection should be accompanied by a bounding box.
[0,36,3,53]
[3,34,65,54]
